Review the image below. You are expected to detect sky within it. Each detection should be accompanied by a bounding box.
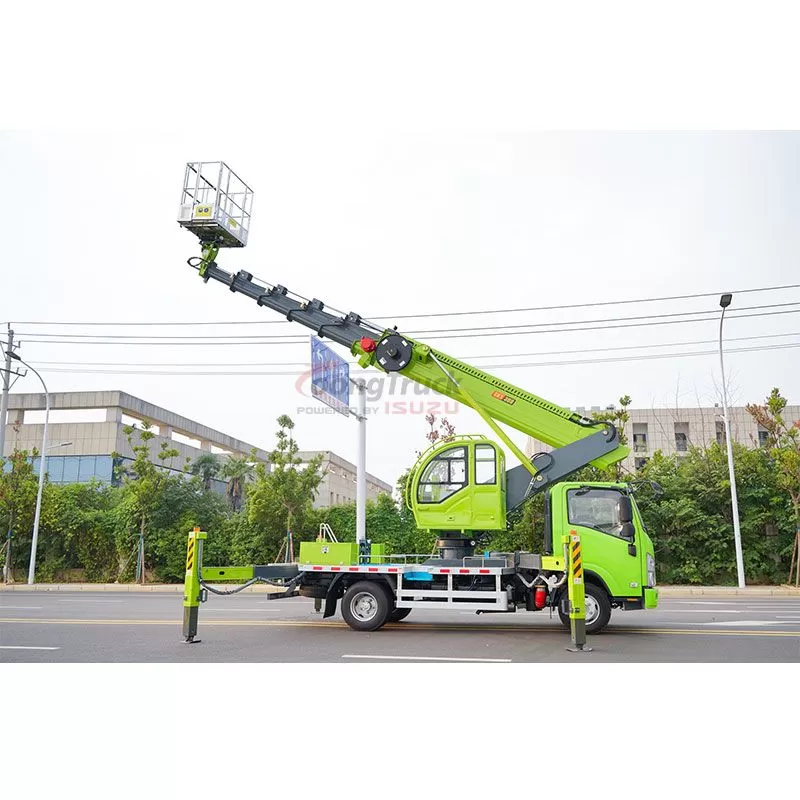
[2,130,799,486]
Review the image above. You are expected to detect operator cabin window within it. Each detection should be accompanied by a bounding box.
[567,488,625,538]
[475,444,496,484]
[417,446,468,504]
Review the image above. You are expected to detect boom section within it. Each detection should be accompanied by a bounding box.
[197,260,628,472]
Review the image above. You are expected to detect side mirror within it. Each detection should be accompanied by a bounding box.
[620,521,635,541]
[617,495,633,524]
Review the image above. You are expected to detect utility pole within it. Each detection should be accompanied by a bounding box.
[2,326,20,584]
[0,326,15,461]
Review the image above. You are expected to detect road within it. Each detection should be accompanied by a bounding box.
[1,592,799,662]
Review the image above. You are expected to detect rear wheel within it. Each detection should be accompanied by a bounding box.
[388,607,411,622]
[341,581,392,632]
[557,583,612,634]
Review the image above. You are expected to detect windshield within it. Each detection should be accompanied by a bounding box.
[567,488,625,536]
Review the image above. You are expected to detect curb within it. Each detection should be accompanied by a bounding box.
[657,586,800,597]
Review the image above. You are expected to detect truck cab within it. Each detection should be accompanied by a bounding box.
[546,481,658,629]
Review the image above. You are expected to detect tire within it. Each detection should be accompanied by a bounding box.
[341,581,392,632]
[557,583,612,634]
[388,607,411,622]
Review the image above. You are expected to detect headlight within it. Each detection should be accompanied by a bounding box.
[646,553,657,587]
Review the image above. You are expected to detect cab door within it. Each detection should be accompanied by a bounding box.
[555,486,643,597]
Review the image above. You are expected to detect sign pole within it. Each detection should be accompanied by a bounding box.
[353,379,367,553]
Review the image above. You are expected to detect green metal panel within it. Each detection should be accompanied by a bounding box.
[410,438,507,531]
[299,541,359,565]
[549,482,648,598]
[201,566,255,581]
[370,543,387,563]
[644,588,659,609]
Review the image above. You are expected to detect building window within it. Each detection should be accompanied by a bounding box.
[63,456,80,482]
[715,421,726,446]
[758,429,769,448]
[632,423,648,453]
[78,456,96,482]
[674,422,689,452]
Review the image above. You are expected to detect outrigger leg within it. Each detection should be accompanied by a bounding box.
[183,527,207,643]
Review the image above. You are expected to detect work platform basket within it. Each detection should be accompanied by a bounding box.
[177,162,253,247]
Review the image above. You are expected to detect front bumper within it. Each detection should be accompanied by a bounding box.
[644,587,659,609]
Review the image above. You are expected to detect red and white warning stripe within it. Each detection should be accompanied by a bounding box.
[298,564,505,576]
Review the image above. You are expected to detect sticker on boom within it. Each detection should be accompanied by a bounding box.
[491,390,516,405]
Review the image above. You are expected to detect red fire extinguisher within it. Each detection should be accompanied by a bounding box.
[534,584,547,610]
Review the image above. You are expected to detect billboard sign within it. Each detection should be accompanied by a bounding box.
[311,336,350,416]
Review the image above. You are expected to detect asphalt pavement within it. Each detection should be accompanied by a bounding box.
[1,591,799,662]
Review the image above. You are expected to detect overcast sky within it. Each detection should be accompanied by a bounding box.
[2,130,798,485]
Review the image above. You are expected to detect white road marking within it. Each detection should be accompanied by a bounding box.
[775,615,800,619]
[665,609,742,614]
[666,601,741,605]
[342,654,511,663]
[0,645,60,650]
[700,620,785,627]
[0,606,43,610]
[57,599,124,603]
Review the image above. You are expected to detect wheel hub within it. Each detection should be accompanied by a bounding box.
[584,594,600,625]
[351,592,378,621]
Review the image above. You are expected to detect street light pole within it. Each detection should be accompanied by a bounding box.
[6,351,50,585]
[718,294,746,588]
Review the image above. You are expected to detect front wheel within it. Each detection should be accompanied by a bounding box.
[341,581,392,632]
[557,583,612,634]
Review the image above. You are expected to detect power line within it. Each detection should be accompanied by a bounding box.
[24,330,800,368]
[10,281,800,326]
[17,305,800,345]
[15,301,800,339]
[28,339,800,376]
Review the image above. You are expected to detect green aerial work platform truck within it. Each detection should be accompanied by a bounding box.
[176,161,659,647]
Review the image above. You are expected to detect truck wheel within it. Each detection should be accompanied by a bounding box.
[388,607,411,622]
[557,583,612,634]
[342,581,392,632]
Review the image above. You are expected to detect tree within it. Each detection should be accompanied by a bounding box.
[635,443,794,585]
[0,449,40,582]
[746,388,800,584]
[190,453,221,491]
[114,422,180,583]
[590,395,632,480]
[246,416,325,561]
[221,452,255,512]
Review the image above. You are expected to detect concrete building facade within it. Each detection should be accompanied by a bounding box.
[525,404,800,475]
[296,450,393,508]
[2,390,271,488]
[2,390,394,506]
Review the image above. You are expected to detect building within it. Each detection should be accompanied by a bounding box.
[296,450,393,508]
[2,390,394,507]
[2,390,271,489]
[525,403,800,475]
